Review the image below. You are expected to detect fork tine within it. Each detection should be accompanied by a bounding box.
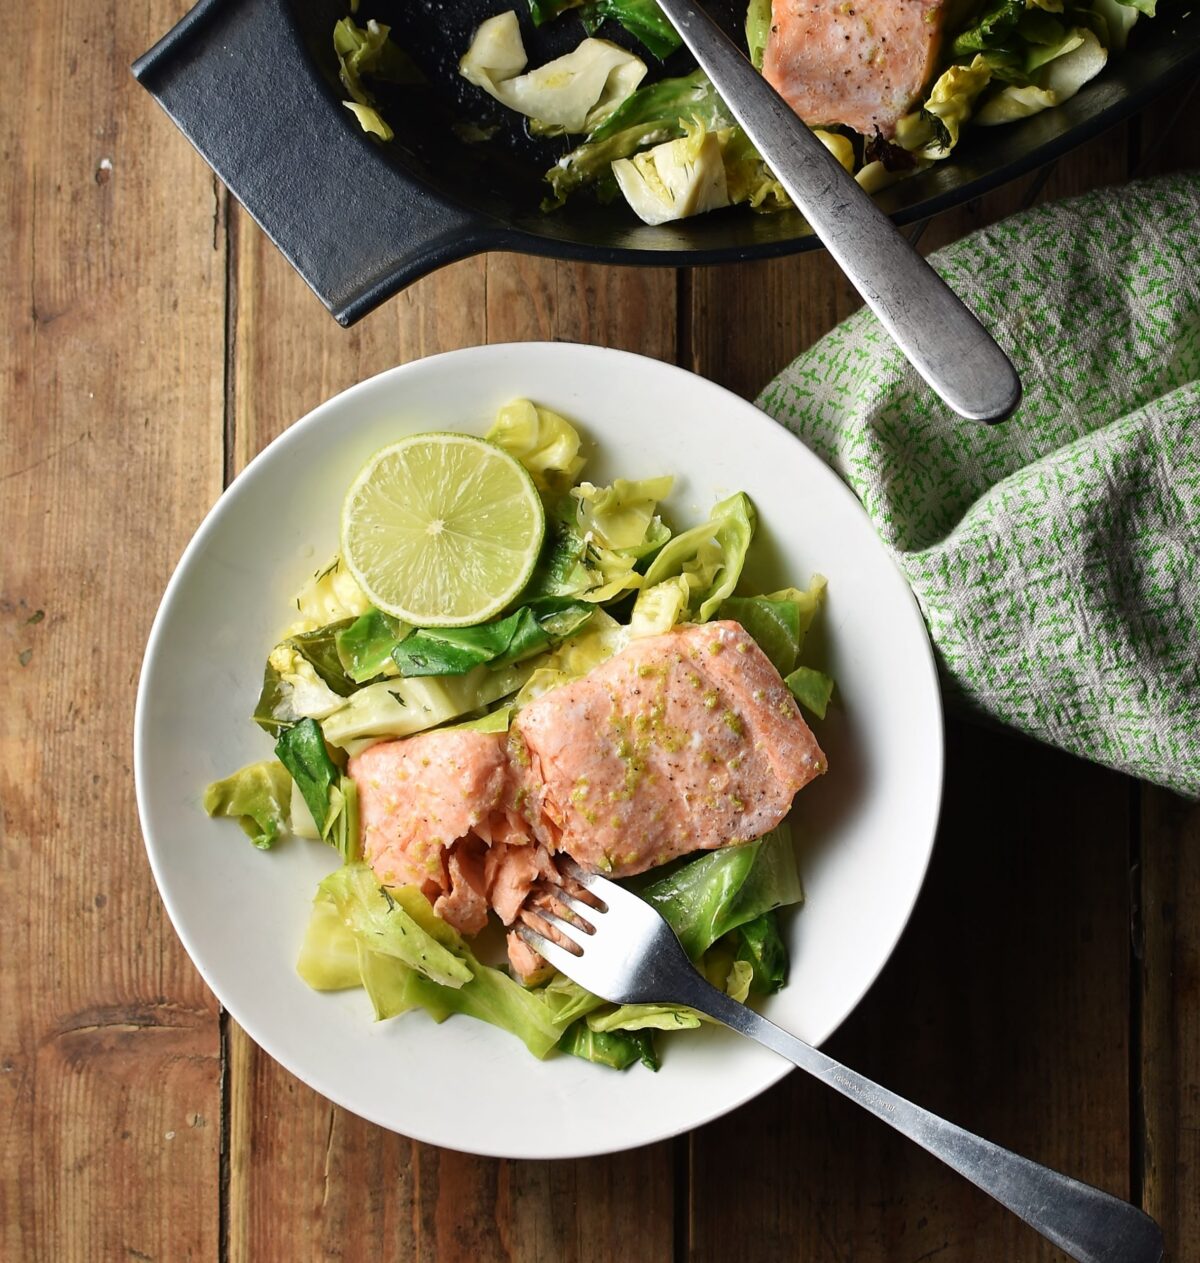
[515,923,583,974]
[529,904,592,944]
[545,885,601,923]
[559,857,607,893]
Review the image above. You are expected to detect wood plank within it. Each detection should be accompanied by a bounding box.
[1132,82,1200,1263]
[225,232,677,1261]
[1140,792,1200,1259]
[685,251,861,403]
[0,2,227,1258]
[686,130,1137,1259]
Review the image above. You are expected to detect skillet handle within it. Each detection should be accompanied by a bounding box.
[134,0,493,325]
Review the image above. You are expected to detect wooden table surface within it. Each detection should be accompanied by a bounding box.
[4,5,1198,1258]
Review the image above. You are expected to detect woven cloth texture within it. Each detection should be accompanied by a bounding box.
[759,174,1200,795]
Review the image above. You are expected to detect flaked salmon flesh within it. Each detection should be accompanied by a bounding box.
[763,0,946,138]
[348,621,827,977]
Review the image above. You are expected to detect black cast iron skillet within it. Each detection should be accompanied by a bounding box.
[134,0,1200,325]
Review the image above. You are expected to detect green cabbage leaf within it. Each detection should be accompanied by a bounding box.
[631,491,756,630]
[390,598,595,677]
[485,398,587,495]
[202,759,292,849]
[320,661,533,747]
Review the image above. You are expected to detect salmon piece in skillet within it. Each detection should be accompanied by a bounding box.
[509,620,826,878]
[762,0,946,137]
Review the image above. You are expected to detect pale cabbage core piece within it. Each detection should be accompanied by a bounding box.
[460,11,646,135]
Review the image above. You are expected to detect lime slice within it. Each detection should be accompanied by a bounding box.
[341,432,544,627]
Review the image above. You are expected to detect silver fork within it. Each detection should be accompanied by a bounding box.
[519,860,1164,1263]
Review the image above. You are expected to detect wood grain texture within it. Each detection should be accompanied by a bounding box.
[1140,791,1200,1261]
[223,230,676,1263]
[0,2,226,1259]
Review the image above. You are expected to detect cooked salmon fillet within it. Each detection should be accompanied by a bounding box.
[350,728,560,972]
[349,620,827,979]
[351,728,510,898]
[510,621,826,877]
[763,0,945,137]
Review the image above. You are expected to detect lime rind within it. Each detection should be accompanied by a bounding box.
[341,432,544,627]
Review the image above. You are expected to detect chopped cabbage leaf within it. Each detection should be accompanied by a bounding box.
[613,122,731,225]
[319,865,473,988]
[274,718,360,861]
[391,598,595,677]
[530,0,583,24]
[514,608,628,705]
[203,759,292,849]
[344,102,393,140]
[321,660,533,747]
[637,823,803,960]
[398,957,567,1057]
[336,607,407,684]
[334,17,422,103]
[579,0,682,58]
[542,973,608,1025]
[294,556,372,626]
[745,0,772,68]
[523,507,593,601]
[460,12,646,135]
[895,57,992,160]
[289,777,320,839]
[1092,0,1140,51]
[634,491,755,624]
[528,0,680,59]
[297,894,362,991]
[717,596,801,675]
[544,69,730,206]
[334,16,422,140]
[572,475,673,553]
[588,1004,702,1033]
[811,129,855,175]
[785,665,834,719]
[628,575,689,638]
[951,0,1026,55]
[527,476,673,605]
[275,718,340,833]
[286,620,358,696]
[253,618,359,735]
[265,643,345,721]
[613,119,822,224]
[719,956,755,1004]
[356,942,419,1020]
[486,397,587,495]
[586,945,752,1032]
[719,577,827,673]
[251,662,301,736]
[978,28,1107,124]
[558,1022,659,1069]
[312,872,569,1056]
[734,911,789,995]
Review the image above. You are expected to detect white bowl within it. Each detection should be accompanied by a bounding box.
[135,342,943,1159]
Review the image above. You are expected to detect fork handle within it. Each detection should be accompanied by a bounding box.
[651,0,1021,423]
[691,985,1162,1263]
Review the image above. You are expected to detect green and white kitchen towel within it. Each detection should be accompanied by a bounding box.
[760,173,1200,796]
